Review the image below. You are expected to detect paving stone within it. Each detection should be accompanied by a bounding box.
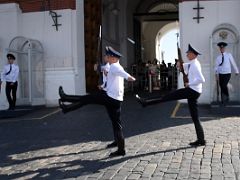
[142,164,157,176]
[138,178,150,180]
[127,173,141,180]
[112,176,127,180]
[162,173,178,179]
[211,175,224,180]
[200,173,211,179]
[152,171,164,177]
[150,177,162,180]
[1,101,240,180]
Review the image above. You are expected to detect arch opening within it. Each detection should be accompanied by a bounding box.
[7,36,44,106]
[210,24,240,103]
[127,0,179,92]
[155,22,179,65]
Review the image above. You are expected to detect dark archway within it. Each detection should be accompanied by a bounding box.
[132,0,179,63]
[125,0,179,91]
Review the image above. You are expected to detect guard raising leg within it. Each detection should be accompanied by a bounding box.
[59,46,136,157]
[136,44,206,147]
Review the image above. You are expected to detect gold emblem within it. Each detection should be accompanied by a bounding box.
[219,31,228,40]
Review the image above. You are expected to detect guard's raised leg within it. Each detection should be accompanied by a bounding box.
[136,88,191,107]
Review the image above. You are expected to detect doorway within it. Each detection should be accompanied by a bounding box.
[84,0,102,92]
[7,36,44,106]
[211,23,240,103]
[132,0,179,91]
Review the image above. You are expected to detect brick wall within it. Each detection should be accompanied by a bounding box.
[0,0,76,12]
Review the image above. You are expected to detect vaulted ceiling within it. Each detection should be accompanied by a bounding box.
[127,0,178,13]
[128,0,179,22]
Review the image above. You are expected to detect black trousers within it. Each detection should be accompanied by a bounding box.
[62,91,125,151]
[6,81,18,109]
[219,73,231,103]
[148,88,205,142]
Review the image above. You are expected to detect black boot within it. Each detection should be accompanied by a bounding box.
[109,132,126,157]
[135,94,163,107]
[222,95,229,106]
[106,141,117,149]
[59,86,82,102]
[109,142,126,157]
[109,149,126,157]
[58,99,83,114]
[59,86,66,99]
[189,140,206,146]
[58,99,69,114]
[135,95,147,107]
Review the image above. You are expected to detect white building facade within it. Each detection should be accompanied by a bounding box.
[179,0,240,104]
[0,1,86,109]
[0,0,239,109]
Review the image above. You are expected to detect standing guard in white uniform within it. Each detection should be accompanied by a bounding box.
[58,46,136,157]
[1,53,19,110]
[215,42,239,105]
[136,44,206,146]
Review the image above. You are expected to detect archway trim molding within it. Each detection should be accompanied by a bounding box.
[136,0,178,13]
[212,23,239,43]
[155,22,179,61]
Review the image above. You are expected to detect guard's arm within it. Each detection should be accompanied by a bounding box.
[111,65,136,81]
[12,65,19,83]
[229,54,239,74]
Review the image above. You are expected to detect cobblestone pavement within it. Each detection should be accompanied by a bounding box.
[0,95,240,180]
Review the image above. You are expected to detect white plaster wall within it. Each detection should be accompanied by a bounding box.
[75,0,86,96]
[179,0,240,104]
[20,10,74,69]
[0,2,86,108]
[0,4,20,110]
[45,68,75,106]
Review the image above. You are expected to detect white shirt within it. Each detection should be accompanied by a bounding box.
[106,61,130,101]
[1,63,19,83]
[183,58,205,93]
[101,63,110,91]
[215,52,239,74]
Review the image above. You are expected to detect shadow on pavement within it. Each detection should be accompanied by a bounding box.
[0,145,192,179]
[1,92,239,179]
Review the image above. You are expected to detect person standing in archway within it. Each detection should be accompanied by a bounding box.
[1,53,19,110]
[215,42,239,105]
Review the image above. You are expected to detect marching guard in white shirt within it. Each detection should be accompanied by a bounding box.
[1,53,19,110]
[58,46,136,157]
[136,44,206,146]
[215,42,239,105]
